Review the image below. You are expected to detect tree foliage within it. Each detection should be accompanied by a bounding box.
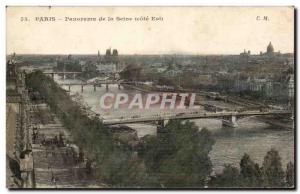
[262,148,285,187]
[239,154,263,187]
[208,165,240,188]
[208,149,294,188]
[140,120,215,188]
[286,161,294,188]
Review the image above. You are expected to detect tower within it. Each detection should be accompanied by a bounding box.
[112,49,119,63]
[105,48,112,62]
[112,49,118,56]
[7,59,17,80]
[105,48,111,56]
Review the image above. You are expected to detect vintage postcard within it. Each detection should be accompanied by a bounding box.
[6,6,295,189]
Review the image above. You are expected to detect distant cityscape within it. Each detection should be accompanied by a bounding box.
[8,42,294,106]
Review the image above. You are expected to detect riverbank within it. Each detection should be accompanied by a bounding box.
[25,71,159,188]
[29,101,107,188]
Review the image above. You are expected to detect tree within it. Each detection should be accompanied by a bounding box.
[99,151,159,188]
[141,120,215,188]
[262,148,285,187]
[209,149,289,188]
[119,64,142,81]
[239,153,263,187]
[208,165,240,188]
[286,161,294,187]
[138,135,169,171]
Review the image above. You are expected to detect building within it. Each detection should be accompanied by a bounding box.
[240,49,251,56]
[261,42,281,56]
[97,48,120,74]
[287,74,294,99]
[96,63,117,73]
[240,42,282,57]
[103,48,119,64]
[248,77,273,97]
[266,42,274,54]
[56,55,81,72]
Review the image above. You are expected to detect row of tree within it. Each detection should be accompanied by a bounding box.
[25,71,156,187]
[209,149,294,188]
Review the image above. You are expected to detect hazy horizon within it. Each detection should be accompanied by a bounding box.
[7,47,295,57]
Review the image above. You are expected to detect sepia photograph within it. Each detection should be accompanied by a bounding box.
[6,6,295,189]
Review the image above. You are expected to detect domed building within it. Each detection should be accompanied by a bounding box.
[260,41,281,56]
[267,42,274,54]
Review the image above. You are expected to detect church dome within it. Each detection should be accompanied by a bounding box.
[267,42,274,53]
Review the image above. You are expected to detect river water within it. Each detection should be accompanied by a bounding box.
[56,77,294,174]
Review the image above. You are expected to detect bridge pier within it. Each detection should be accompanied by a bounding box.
[157,120,165,128]
[222,115,238,128]
[156,119,168,135]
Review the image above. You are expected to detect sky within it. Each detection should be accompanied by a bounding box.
[6,6,294,55]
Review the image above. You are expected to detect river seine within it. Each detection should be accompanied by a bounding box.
[57,77,294,174]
